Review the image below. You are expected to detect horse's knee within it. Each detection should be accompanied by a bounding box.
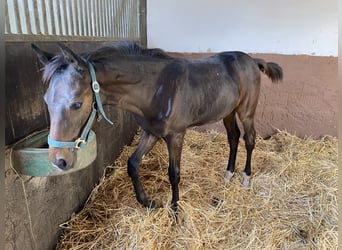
[127,157,139,178]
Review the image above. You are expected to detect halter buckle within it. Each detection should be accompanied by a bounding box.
[92,81,100,93]
[75,138,86,149]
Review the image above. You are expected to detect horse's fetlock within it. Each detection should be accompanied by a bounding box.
[242,172,251,188]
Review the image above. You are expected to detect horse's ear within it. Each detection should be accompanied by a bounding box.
[57,42,85,73]
[31,43,55,65]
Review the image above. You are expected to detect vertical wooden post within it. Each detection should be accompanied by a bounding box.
[139,0,147,47]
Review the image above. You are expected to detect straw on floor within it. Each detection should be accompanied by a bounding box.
[56,129,337,250]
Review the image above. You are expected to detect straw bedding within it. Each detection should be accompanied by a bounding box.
[56,129,337,250]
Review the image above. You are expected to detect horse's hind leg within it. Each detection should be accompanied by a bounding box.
[223,112,240,182]
[236,74,260,188]
[128,130,158,208]
[239,114,256,188]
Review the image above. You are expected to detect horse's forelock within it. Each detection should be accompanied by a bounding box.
[42,56,69,85]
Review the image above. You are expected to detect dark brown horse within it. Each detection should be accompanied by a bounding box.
[32,41,282,211]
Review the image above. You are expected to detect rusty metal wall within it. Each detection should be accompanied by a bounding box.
[5,0,146,44]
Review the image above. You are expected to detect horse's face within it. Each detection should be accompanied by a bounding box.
[44,64,93,170]
[32,43,93,170]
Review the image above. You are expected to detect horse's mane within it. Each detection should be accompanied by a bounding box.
[42,41,171,85]
[84,41,172,62]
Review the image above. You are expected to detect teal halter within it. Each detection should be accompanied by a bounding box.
[47,62,113,149]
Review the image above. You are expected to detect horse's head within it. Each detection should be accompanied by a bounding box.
[32,43,94,170]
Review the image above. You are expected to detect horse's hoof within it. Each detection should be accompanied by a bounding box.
[224,170,234,182]
[170,205,179,223]
[140,199,157,209]
[147,200,157,209]
[242,172,250,188]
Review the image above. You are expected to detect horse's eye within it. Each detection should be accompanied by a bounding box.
[71,102,82,110]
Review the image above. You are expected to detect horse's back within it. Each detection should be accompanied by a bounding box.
[187,51,260,96]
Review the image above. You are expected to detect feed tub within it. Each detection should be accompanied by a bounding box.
[11,129,97,176]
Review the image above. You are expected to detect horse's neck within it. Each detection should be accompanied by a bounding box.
[96,59,166,117]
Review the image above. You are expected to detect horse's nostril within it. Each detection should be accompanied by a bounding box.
[56,158,68,170]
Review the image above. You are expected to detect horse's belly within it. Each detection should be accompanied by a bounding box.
[189,94,238,126]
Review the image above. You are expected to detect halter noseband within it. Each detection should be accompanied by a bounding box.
[47,62,113,149]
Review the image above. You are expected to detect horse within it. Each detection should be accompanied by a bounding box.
[31,41,283,211]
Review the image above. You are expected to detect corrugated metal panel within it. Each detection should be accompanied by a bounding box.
[5,0,143,41]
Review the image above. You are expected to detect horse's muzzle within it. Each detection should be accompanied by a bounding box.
[49,148,75,171]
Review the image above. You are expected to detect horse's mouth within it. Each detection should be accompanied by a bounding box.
[51,161,74,171]
[51,163,64,171]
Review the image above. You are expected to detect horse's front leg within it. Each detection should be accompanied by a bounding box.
[165,132,185,212]
[128,131,158,208]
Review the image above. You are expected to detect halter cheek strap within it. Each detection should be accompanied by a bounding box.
[88,62,114,125]
[47,61,113,149]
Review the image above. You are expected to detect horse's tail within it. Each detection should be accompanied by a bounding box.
[254,58,283,83]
